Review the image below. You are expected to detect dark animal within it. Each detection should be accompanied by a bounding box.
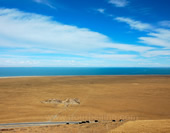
[94,120,98,123]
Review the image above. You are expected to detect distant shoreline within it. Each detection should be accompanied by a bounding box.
[0,75,170,79]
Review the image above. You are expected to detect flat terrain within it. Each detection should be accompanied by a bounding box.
[0,75,170,132]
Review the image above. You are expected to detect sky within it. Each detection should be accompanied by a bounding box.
[0,0,170,67]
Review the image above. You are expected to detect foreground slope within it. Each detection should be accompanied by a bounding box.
[110,119,170,133]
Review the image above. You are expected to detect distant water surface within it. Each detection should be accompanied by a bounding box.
[0,67,170,77]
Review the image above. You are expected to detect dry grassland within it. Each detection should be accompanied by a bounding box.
[0,75,170,132]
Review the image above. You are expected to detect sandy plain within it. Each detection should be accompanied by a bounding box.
[0,75,170,132]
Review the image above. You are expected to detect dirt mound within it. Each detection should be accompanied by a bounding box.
[41,98,80,107]
[63,98,80,106]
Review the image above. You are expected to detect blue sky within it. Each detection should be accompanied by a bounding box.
[0,0,170,67]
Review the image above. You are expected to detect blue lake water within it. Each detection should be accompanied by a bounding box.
[0,67,170,77]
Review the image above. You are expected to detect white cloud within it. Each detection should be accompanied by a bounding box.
[96,8,105,14]
[159,21,170,28]
[0,8,154,55]
[143,50,170,57]
[139,37,169,48]
[33,0,56,9]
[108,0,129,7]
[1,8,170,67]
[109,43,153,52]
[0,8,108,52]
[139,29,170,48]
[115,17,170,48]
[115,17,153,31]
[0,55,138,67]
[89,53,137,60]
